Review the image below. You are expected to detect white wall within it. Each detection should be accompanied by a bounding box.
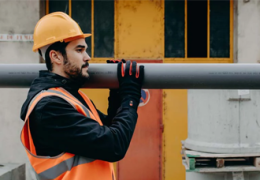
[186,1,260,179]
[237,0,260,63]
[0,0,39,180]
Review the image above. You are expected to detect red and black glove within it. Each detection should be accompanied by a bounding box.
[117,60,144,109]
[107,59,126,64]
[106,59,126,120]
[106,59,126,95]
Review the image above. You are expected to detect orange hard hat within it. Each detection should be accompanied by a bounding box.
[32,12,91,52]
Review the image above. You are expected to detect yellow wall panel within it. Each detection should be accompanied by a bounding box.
[80,89,109,114]
[115,0,163,59]
[163,90,188,180]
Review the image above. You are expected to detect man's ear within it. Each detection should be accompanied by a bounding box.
[49,50,63,65]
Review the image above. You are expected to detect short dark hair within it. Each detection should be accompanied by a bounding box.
[39,42,69,71]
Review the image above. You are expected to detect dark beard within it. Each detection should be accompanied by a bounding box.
[63,56,89,82]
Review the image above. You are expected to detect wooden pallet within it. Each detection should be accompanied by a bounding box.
[181,147,260,173]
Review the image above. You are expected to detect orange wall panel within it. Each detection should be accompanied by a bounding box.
[117,89,163,180]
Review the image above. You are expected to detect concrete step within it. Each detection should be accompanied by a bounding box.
[0,163,25,180]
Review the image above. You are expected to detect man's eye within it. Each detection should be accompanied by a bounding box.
[76,49,82,52]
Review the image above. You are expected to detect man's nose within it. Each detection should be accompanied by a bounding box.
[83,52,91,62]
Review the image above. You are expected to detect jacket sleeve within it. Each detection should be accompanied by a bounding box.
[89,100,111,127]
[95,109,111,126]
[30,96,138,162]
[92,89,121,126]
[91,101,119,127]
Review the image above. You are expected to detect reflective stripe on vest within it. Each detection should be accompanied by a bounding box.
[20,87,115,180]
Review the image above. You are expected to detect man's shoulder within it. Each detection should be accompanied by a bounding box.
[32,95,70,112]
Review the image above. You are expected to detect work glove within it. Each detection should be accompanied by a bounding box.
[117,60,144,110]
[106,59,126,119]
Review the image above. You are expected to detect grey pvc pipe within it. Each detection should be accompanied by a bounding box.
[1,63,260,89]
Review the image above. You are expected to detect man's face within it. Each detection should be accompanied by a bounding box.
[63,38,90,80]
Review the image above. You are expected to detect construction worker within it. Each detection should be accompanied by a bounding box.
[20,12,144,180]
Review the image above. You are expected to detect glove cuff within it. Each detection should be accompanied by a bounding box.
[121,97,140,110]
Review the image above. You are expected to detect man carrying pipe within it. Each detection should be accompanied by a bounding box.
[20,12,144,180]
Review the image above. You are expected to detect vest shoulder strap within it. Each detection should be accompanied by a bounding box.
[25,89,92,121]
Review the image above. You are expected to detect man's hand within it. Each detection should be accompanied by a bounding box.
[106,59,126,93]
[106,59,126,64]
[105,59,126,122]
[117,60,144,109]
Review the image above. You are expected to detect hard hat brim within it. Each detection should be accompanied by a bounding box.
[64,34,91,43]
[32,33,91,52]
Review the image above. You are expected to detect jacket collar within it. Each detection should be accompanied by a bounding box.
[39,70,85,92]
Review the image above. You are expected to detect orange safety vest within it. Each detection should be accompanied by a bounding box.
[21,87,115,180]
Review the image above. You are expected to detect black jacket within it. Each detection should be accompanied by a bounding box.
[20,71,139,162]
